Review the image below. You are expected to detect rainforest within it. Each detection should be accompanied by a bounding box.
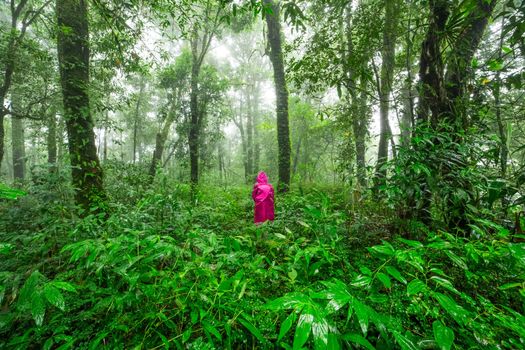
[1,0,525,349]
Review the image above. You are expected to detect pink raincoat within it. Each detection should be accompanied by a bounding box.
[252,171,275,224]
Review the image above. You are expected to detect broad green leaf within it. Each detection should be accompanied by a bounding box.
[327,333,341,350]
[155,331,170,349]
[393,331,418,350]
[312,316,329,350]
[499,282,522,290]
[0,183,26,199]
[32,292,45,327]
[51,281,77,293]
[44,285,65,311]
[19,270,42,306]
[433,293,469,326]
[430,276,460,296]
[427,240,452,249]
[445,251,468,270]
[350,275,372,288]
[318,279,353,314]
[360,267,373,276]
[433,320,454,350]
[342,333,375,350]
[89,332,109,350]
[43,338,54,350]
[297,220,311,229]
[293,313,313,350]
[376,272,392,289]
[407,279,426,296]
[182,327,192,343]
[238,317,265,343]
[278,312,296,341]
[288,268,298,281]
[385,266,407,284]
[266,292,309,310]
[397,238,423,248]
[0,243,14,255]
[202,320,221,340]
[353,300,369,335]
[369,243,395,256]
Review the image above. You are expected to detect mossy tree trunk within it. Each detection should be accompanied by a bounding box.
[188,22,215,187]
[132,79,145,164]
[246,91,254,181]
[56,0,105,211]
[264,0,291,192]
[374,0,400,189]
[11,114,25,181]
[149,93,179,177]
[415,0,496,228]
[47,111,57,173]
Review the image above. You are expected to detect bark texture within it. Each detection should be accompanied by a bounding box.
[11,115,25,181]
[150,97,178,177]
[264,0,291,192]
[188,24,214,186]
[47,112,57,172]
[354,87,368,189]
[417,0,449,126]
[415,0,496,228]
[132,79,145,164]
[375,0,399,185]
[57,0,105,211]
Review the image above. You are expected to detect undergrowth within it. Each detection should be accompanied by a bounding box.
[0,179,524,349]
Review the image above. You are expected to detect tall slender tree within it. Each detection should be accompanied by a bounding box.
[415,0,497,228]
[264,0,291,192]
[11,114,25,181]
[187,3,222,186]
[56,0,105,210]
[47,111,57,172]
[374,0,400,188]
[0,0,49,169]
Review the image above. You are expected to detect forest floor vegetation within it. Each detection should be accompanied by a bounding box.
[0,174,524,349]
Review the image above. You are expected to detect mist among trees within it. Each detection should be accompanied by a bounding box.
[1,0,525,348]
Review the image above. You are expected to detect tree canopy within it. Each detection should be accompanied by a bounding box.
[1,0,525,348]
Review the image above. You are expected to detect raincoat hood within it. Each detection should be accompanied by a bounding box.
[256,171,268,184]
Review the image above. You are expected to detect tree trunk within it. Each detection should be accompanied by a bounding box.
[400,81,414,149]
[11,115,25,181]
[0,114,5,174]
[47,112,57,172]
[354,86,368,189]
[0,18,19,169]
[403,3,416,143]
[252,86,261,173]
[132,79,145,164]
[56,0,106,211]
[189,34,201,186]
[234,94,249,181]
[495,12,508,181]
[415,0,496,229]
[292,133,302,176]
[444,0,496,129]
[246,91,254,180]
[149,98,177,177]
[264,0,291,192]
[374,0,399,188]
[218,141,224,183]
[417,0,449,126]
[103,111,108,162]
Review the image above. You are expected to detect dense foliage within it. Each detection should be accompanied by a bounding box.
[1,0,525,348]
[1,175,524,349]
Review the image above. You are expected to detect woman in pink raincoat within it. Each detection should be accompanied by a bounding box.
[252,171,275,224]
